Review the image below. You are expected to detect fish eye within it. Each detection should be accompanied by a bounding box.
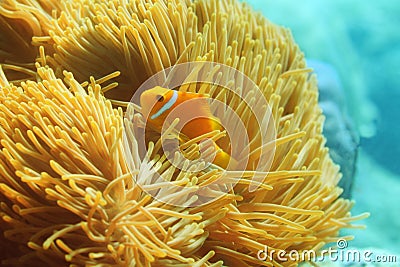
[156,94,164,102]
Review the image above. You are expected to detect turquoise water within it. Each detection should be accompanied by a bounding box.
[246,0,400,258]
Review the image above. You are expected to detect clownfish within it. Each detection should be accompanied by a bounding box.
[140,86,236,169]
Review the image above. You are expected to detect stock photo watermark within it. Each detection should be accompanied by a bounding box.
[257,239,398,264]
[123,62,276,207]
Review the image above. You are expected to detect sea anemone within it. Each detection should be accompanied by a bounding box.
[0,0,367,266]
[0,64,235,266]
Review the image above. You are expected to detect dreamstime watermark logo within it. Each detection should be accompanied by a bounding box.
[123,62,276,207]
[257,239,398,264]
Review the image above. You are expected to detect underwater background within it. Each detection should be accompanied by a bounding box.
[0,0,398,265]
[246,0,400,261]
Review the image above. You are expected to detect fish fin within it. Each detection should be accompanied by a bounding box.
[200,93,211,98]
[214,148,238,170]
[199,139,237,170]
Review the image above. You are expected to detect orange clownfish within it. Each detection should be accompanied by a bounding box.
[140,86,236,169]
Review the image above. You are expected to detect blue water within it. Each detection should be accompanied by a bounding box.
[246,0,400,258]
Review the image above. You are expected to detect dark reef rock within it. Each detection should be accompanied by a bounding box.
[308,59,359,199]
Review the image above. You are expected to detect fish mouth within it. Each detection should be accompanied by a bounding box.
[140,91,156,118]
